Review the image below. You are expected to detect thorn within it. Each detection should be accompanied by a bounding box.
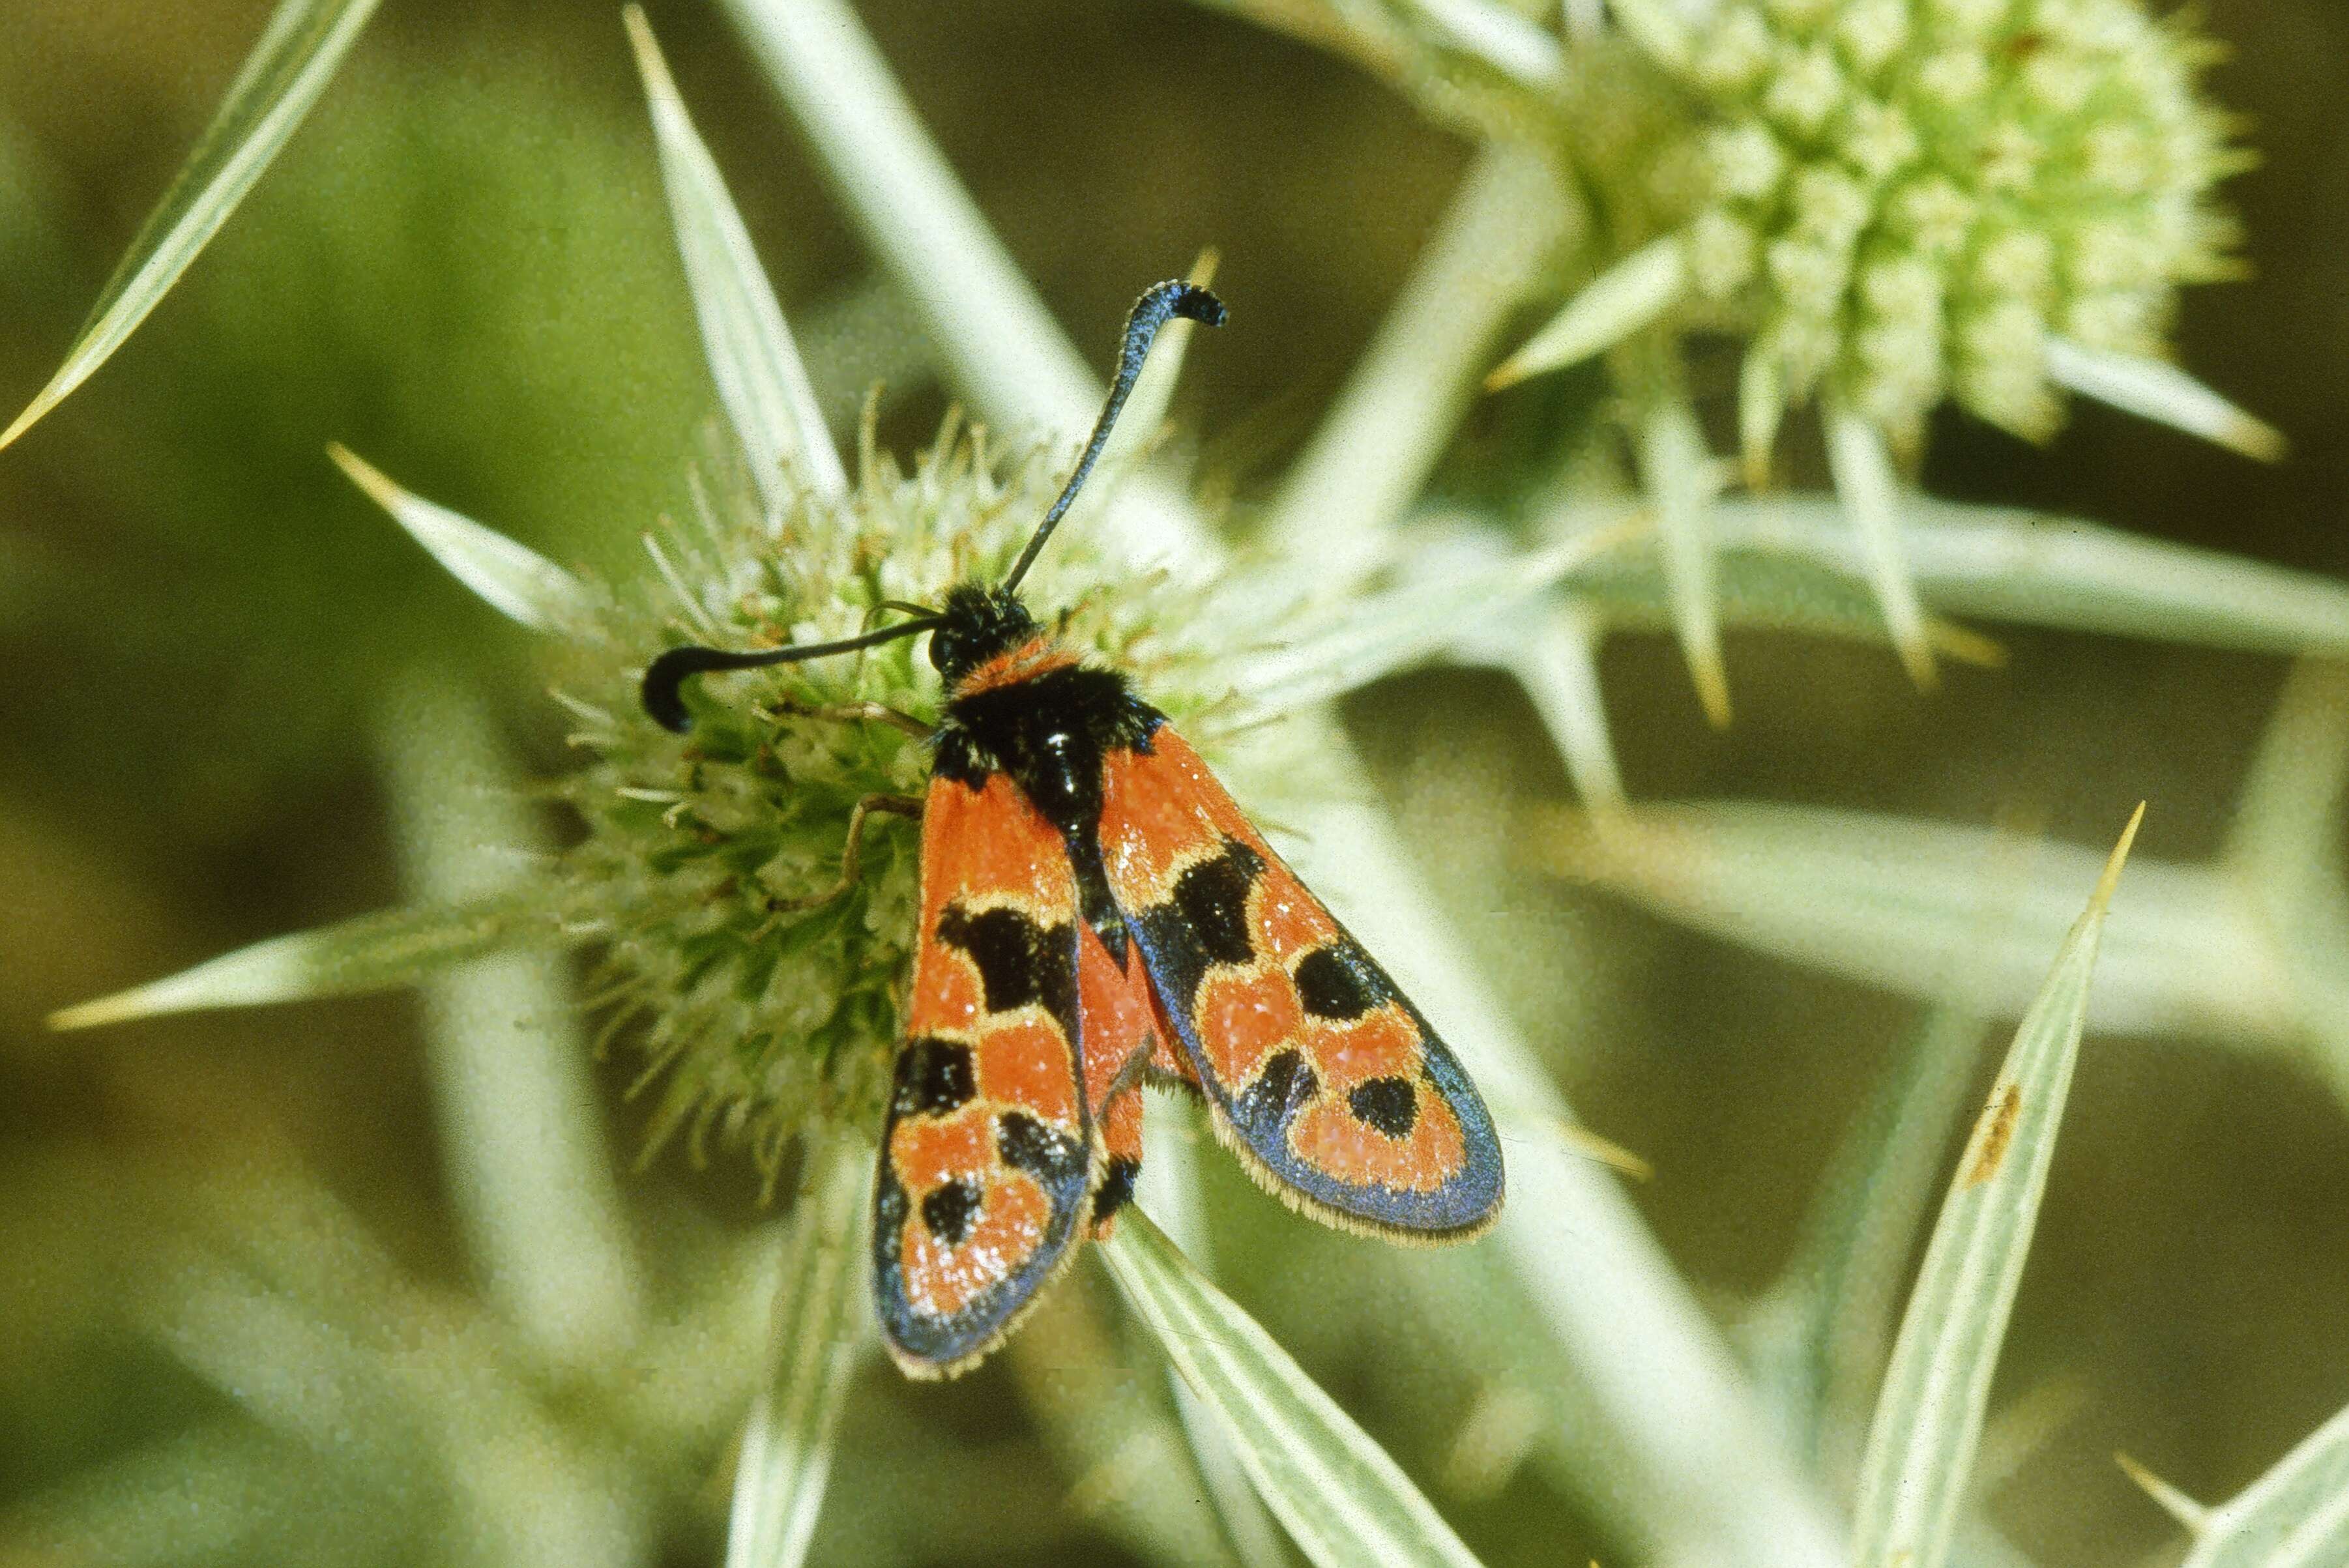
[1691,656,1733,730]
[1556,1120,1654,1182]
[2115,1451,2211,1533]
[2094,802,2148,908]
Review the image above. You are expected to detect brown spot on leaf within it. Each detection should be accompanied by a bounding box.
[1964,1083,2022,1187]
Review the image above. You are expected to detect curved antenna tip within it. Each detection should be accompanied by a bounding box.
[999,278,1230,593]
[1160,280,1228,328]
[641,647,710,734]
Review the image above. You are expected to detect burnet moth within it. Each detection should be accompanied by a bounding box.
[643,282,1504,1377]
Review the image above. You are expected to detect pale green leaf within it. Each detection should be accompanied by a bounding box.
[1824,403,1936,687]
[1262,142,1572,583]
[1175,1368,1302,1568]
[1850,807,2142,1568]
[1485,235,1687,390]
[329,444,596,635]
[2045,336,2286,463]
[0,0,383,450]
[1386,1229,1695,1554]
[1496,482,2349,679]
[726,1133,871,1568]
[625,7,847,509]
[381,669,643,1371]
[1534,512,2004,660]
[50,892,569,1031]
[2180,1400,2349,1567]
[1698,493,2349,657]
[156,1253,430,1471]
[1549,802,2296,1047]
[1100,1208,1487,1568]
[1176,0,1549,142]
[1417,530,1636,813]
[1638,396,1732,726]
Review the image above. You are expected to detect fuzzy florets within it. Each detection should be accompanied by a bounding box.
[1677,0,2247,442]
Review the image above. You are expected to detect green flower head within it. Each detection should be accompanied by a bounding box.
[1244,0,2276,699]
[1680,0,2249,444]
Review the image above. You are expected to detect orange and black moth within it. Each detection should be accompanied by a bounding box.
[644,282,1504,1377]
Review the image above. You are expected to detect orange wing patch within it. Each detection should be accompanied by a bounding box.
[1098,729,1503,1240]
[873,772,1094,1376]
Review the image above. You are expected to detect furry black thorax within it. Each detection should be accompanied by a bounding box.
[927,583,1163,960]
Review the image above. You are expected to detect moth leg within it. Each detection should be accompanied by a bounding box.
[1090,1080,1145,1238]
[761,696,935,740]
[765,792,924,915]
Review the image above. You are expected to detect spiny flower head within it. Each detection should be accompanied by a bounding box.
[1677,0,2248,443]
[558,425,1245,1176]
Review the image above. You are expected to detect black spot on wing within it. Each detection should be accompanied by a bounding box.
[892,1038,976,1118]
[937,903,1076,1032]
[1234,1049,1319,1133]
[1174,839,1262,966]
[1133,837,1266,1010]
[996,1111,1084,1183]
[1294,944,1390,1020]
[920,1180,982,1247]
[1348,1076,1419,1139]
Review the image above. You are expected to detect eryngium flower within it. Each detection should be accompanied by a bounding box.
[1680,0,2247,443]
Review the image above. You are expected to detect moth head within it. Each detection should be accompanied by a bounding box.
[926,584,1037,685]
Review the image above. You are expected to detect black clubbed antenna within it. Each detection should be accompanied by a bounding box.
[999,280,1226,594]
[641,615,940,734]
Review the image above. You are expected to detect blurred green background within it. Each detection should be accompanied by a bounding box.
[3,1,2347,1564]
